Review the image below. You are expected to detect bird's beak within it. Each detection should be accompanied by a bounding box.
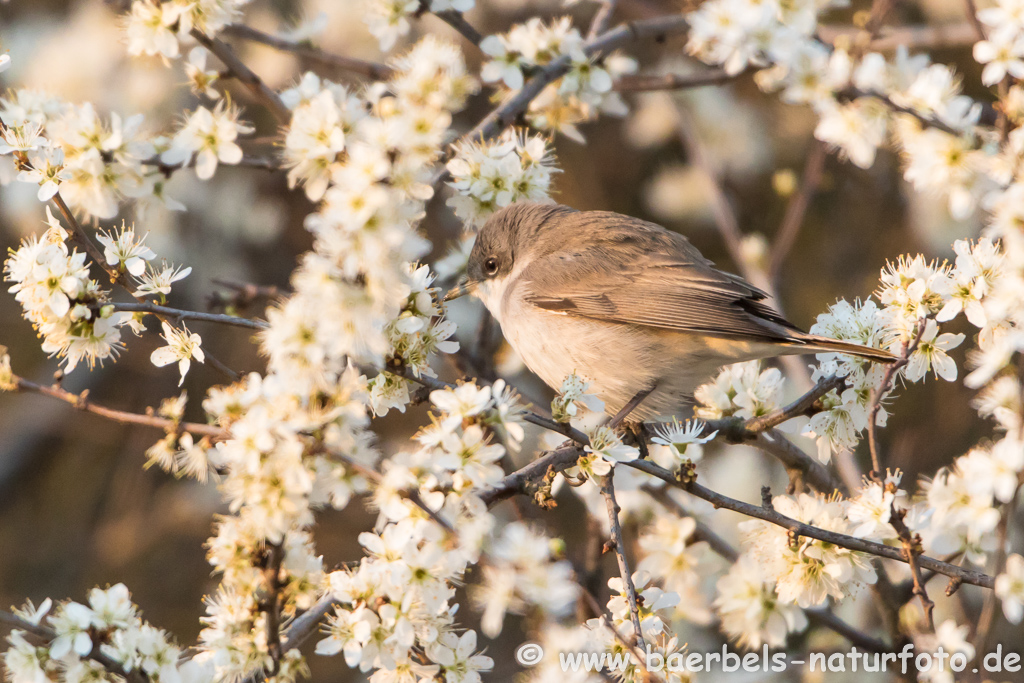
[444,277,478,302]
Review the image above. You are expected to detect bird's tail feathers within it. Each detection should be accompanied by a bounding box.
[791,334,898,364]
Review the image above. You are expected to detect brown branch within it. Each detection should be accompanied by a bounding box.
[220,24,395,80]
[674,103,751,285]
[190,29,291,123]
[642,485,891,652]
[588,0,617,40]
[141,153,279,176]
[867,319,925,478]
[889,505,934,631]
[623,458,996,589]
[613,69,736,92]
[817,22,979,51]
[261,542,286,674]
[581,591,665,683]
[8,372,226,439]
[769,140,828,283]
[599,475,646,650]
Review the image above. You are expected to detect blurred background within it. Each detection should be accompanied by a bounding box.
[0,0,1018,680]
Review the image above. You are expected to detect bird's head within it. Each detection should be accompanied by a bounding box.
[445,201,577,304]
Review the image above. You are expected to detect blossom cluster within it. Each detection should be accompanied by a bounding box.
[741,493,879,607]
[685,0,996,218]
[446,129,559,228]
[3,210,124,372]
[0,87,258,220]
[125,0,252,61]
[480,17,637,142]
[3,586,199,683]
[0,91,163,218]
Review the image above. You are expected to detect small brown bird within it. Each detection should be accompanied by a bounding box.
[446,202,895,422]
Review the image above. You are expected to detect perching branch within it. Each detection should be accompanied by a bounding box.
[220,24,395,81]
[190,28,291,123]
[480,374,848,504]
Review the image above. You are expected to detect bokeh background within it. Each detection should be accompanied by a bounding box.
[0,0,1019,680]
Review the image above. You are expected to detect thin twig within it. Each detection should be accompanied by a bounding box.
[141,154,279,176]
[890,505,934,631]
[613,69,736,92]
[190,28,291,123]
[261,542,286,674]
[588,0,617,40]
[581,591,665,683]
[674,104,750,284]
[817,22,978,52]
[769,140,828,283]
[599,475,646,650]
[867,319,926,477]
[220,24,395,80]
[108,302,268,330]
[8,372,227,439]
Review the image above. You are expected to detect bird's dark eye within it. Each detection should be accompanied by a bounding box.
[484,257,499,276]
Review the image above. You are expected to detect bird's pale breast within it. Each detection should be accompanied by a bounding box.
[499,289,767,422]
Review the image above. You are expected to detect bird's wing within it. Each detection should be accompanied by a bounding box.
[517,212,802,342]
